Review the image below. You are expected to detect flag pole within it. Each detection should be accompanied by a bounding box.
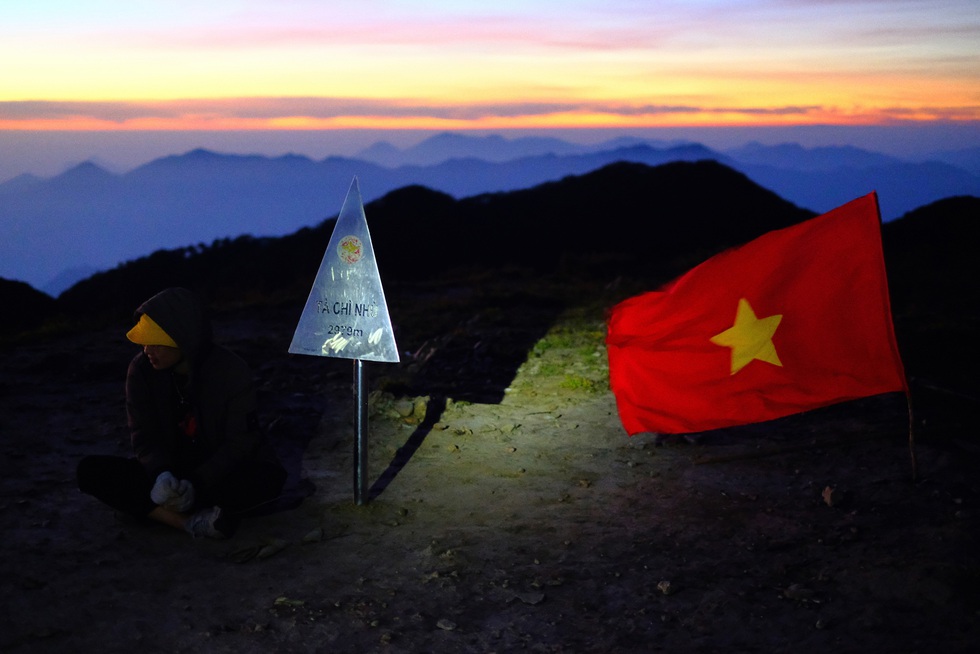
[905,391,917,483]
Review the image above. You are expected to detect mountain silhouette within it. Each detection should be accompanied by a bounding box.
[3,159,971,335]
[882,195,980,399]
[2,134,977,294]
[3,161,977,407]
[46,160,810,320]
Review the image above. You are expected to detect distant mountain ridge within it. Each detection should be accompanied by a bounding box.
[4,161,977,360]
[1,133,978,294]
[0,159,819,332]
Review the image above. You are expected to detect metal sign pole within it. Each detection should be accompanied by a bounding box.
[289,177,399,506]
[353,359,369,505]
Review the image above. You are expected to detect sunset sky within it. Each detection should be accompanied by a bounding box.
[1,0,978,176]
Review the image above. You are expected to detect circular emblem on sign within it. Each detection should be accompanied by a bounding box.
[337,235,363,264]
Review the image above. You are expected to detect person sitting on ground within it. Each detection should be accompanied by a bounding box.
[77,287,286,539]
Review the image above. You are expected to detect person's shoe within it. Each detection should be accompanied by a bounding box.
[184,506,239,539]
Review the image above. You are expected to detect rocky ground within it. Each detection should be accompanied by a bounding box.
[1,276,978,653]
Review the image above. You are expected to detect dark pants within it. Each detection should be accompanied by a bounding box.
[77,455,287,518]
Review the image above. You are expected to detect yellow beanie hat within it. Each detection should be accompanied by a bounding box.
[126,314,178,348]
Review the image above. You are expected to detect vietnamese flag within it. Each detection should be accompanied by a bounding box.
[606,192,907,435]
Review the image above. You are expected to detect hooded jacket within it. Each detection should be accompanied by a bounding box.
[125,288,272,495]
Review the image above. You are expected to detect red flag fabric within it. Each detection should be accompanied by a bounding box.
[606,192,907,435]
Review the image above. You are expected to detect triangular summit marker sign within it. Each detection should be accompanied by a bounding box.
[289,177,399,363]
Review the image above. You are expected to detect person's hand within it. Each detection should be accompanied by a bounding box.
[150,472,196,512]
[164,479,196,513]
[150,471,179,505]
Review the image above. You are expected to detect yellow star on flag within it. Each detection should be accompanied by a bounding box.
[710,298,783,375]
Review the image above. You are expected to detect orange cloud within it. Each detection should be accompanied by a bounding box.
[2,97,977,132]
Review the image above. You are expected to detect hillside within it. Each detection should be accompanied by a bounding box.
[882,195,980,399]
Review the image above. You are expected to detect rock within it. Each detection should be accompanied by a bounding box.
[413,396,429,421]
[226,546,260,564]
[257,538,289,560]
[302,527,324,543]
[515,591,546,605]
[393,399,415,417]
[783,584,814,600]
